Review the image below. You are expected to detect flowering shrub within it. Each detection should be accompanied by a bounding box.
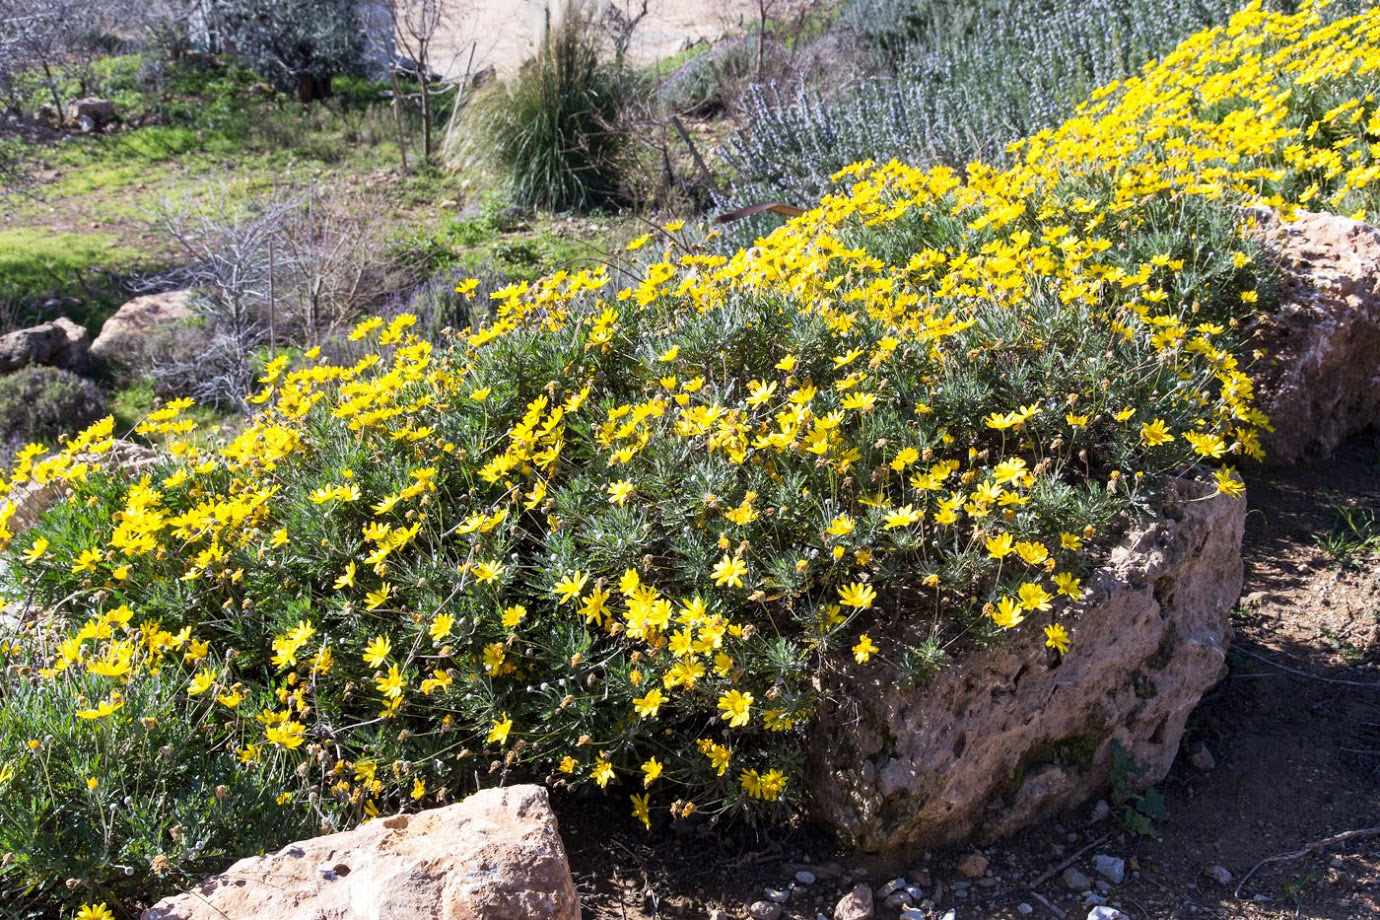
[5,3,1380,913]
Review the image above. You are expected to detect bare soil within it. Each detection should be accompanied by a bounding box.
[555,432,1380,919]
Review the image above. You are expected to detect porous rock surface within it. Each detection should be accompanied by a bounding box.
[1247,208,1380,465]
[0,317,90,373]
[90,289,196,366]
[142,785,580,920]
[808,482,1244,853]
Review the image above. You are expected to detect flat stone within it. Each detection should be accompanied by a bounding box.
[956,852,989,879]
[1094,855,1125,885]
[833,883,874,920]
[1204,865,1233,885]
[1063,868,1092,893]
[795,870,817,885]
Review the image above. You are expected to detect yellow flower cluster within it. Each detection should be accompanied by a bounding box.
[2,1,1374,847]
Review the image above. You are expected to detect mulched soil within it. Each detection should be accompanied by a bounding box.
[556,432,1380,920]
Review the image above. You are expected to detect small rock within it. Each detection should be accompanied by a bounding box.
[877,877,905,897]
[765,887,790,904]
[1063,868,1093,892]
[1188,741,1216,771]
[1094,854,1126,885]
[951,880,971,891]
[1329,856,1345,869]
[1089,799,1111,824]
[833,883,874,920]
[1204,865,1233,885]
[749,901,783,920]
[795,870,818,885]
[900,909,925,920]
[1085,893,1108,906]
[939,912,956,920]
[905,885,925,900]
[814,862,846,880]
[1018,903,1034,915]
[884,891,913,910]
[1087,908,1129,920]
[957,852,989,878]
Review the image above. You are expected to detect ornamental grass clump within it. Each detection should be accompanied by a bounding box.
[5,3,1380,914]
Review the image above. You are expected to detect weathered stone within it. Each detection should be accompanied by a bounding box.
[1188,740,1216,771]
[142,785,579,920]
[1063,868,1093,893]
[1246,208,1380,465]
[1204,865,1233,885]
[0,319,89,373]
[748,901,783,920]
[64,97,116,127]
[833,883,874,920]
[90,289,198,367]
[956,852,988,879]
[807,481,1244,852]
[1093,855,1125,885]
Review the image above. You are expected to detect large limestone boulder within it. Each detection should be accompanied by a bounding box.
[0,318,90,374]
[64,97,116,131]
[1247,208,1380,465]
[142,785,581,920]
[807,482,1244,853]
[90,289,198,369]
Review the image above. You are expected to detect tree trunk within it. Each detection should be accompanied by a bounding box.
[295,75,334,104]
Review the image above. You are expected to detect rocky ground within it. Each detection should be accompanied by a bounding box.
[554,433,1380,920]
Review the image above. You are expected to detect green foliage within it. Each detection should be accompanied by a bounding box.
[1316,497,1380,568]
[0,367,109,466]
[475,15,634,212]
[0,229,145,331]
[1110,739,1168,836]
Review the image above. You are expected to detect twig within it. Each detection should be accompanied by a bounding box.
[670,115,720,195]
[1028,832,1113,890]
[1234,826,1380,897]
[1030,890,1067,918]
[1232,645,1380,689]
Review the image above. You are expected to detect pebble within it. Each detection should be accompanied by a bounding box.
[939,912,957,920]
[748,901,782,920]
[1188,741,1217,771]
[1094,854,1126,885]
[900,909,925,920]
[957,851,990,878]
[795,870,818,886]
[765,887,790,904]
[1018,903,1035,915]
[877,877,906,898]
[883,892,913,910]
[1089,799,1111,824]
[951,880,971,891]
[833,883,874,920]
[1087,908,1129,920]
[1064,867,1093,892]
[905,885,926,900]
[1330,856,1345,869]
[1204,865,1233,885]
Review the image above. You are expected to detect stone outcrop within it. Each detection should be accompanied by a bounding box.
[0,318,90,374]
[142,785,580,920]
[90,289,197,368]
[65,97,116,131]
[1247,208,1380,465]
[807,481,1244,853]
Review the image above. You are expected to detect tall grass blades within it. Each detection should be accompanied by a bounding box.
[476,12,632,212]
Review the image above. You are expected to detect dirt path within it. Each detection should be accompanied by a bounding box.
[556,433,1380,919]
[432,0,759,79]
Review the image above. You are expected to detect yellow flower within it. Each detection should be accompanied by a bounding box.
[641,757,663,787]
[333,561,357,590]
[470,386,492,402]
[376,665,405,699]
[1017,581,1054,612]
[501,604,528,628]
[1044,623,1071,654]
[607,480,635,505]
[363,635,392,667]
[411,777,426,800]
[1240,290,1258,303]
[717,689,753,727]
[1053,572,1084,599]
[76,694,124,720]
[473,560,505,583]
[364,583,391,610]
[890,447,919,471]
[1015,540,1048,566]
[711,554,747,588]
[1185,431,1227,459]
[188,668,217,695]
[1060,532,1084,550]
[884,504,922,528]
[76,904,115,920]
[837,582,876,610]
[1140,418,1175,447]
[558,755,578,773]
[852,634,877,663]
[21,537,47,563]
[625,232,653,251]
[85,777,99,791]
[825,514,855,537]
[430,613,454,642]
[613,792,646,838]
[592,756,615,788]
[1213,467,1246,498]
[985,532,1014,559]
[553,571,589,604]
[991,597,1025,629]
[633,688,665,718]
[488,713,513,745]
